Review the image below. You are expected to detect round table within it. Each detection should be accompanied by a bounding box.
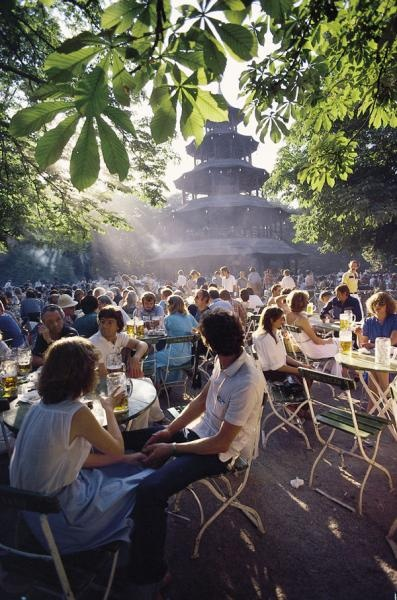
[3,377,157,433]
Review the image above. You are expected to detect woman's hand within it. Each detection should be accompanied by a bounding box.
[129,356,144,378]
[100,387,126,411]
[122,452,146,465]
[141,443,173,468]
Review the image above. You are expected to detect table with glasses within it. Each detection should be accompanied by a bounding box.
[335,350,397,439]
[2,377,157,433]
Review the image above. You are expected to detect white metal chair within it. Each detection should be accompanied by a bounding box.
[0,484,120,600]
[284,324,337,374]
[172,405,265,558]
[299,367,394,515]
[157,335,197,405]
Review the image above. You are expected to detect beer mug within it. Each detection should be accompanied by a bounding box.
[107,372,129,413]
[344,310,356,326]
[306,302,315,316]
[126,321,135,336]
[375,337,391,366]
[1,359,18,400]
[135,319,145,337]
[339,330,353,355]
[17,347,32,376]
[339,313,350,330]
[106,352,124,374]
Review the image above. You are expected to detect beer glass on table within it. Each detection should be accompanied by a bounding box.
[107,371,129,413]
[375,337,391,366]
[17,347,32,376]
[339,330,353,355]
[1,359,18,400]
[344,310,356,328]
[126,321,135,336]
[306,302,315,316]
[339,313,350,331]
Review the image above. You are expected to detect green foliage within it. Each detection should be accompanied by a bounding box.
[4,0,397,195]
[0,1,173,251]
[265,125,397,265]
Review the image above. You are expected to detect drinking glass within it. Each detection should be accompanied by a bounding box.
[106,352,124,373]
[339,313,349,330]
[344,310,356,327]
[17,348,32,376]
[339,330,353,355]
[306,302,315,316]
[126,321,135,336]
[375,337,391,366]
[106,372,129,413]
[1,359,18,399]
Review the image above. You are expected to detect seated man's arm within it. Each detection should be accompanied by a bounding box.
[353,298,363,321]
[319,299,333,320]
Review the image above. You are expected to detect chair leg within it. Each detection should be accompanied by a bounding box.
[231,500,265,533]
[309,429,336,488]
[40,515,75,600]
[102,549,119,600]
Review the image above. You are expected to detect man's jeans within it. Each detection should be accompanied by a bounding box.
[123,427,229,584]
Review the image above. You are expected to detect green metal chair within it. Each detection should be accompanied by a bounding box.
[299,367,393,515]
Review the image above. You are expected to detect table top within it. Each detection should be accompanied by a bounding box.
[335,351,397,373]
[3,377,157,432]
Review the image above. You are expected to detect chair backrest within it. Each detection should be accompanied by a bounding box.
[165,334,195,347]
[298,367,356,391]
[284,324,302,334]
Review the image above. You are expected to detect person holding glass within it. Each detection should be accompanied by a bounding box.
[285,290,340,369]
[355,291,397,394]
[9,337,153,586]
[89,305,148,378]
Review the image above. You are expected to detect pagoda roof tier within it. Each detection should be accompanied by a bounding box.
[186,132,258,159]
[148,238,304,261]
[174,159,268,194]
[174,194,295,214]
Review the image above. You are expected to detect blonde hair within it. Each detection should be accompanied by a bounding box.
[168,294,187,315]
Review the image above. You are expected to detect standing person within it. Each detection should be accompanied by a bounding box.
[10,337,153,564]
[123,311,265,593]
[220,289,247,325]
[211,270,222,287]
[236,271,248,292]
[263,269,273,291]
[176,270,187,290]
[247,267,263,297]
[280,269,296,290]
[342,260,360,294]
[220,266,237,295]
[267,284,282,307]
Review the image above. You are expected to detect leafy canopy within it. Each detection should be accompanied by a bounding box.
[265,124,397,266]
[8,0,397,192]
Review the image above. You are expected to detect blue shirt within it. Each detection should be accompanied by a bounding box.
[320,295,363,321]
[133,304,164,319]
[0,313,25,347]
[74,313,99,337]
[362,314,397,343]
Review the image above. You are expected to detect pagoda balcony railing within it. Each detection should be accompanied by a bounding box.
[177,226,284,241]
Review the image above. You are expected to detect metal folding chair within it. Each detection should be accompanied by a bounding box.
[157,335,197,405]
[0,485,120,600]
[299,367,394,515]
[284,324,335,373]
[172,406,265,558]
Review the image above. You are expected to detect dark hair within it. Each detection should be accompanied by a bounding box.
[208,288,220,300]
[258,307,284,341]
[195,289,210,303]
[219,289,232,301]
[141,291,156,303]
[38,337,99,404]
[240,288,250,302]
[199,311,243,356]
[98,305,124,332]
[98,294,113,306]
[287,290,309,313]
[335,284,350,295]
[281,288,291,295]
[271,283,281,294]
[25,288,37,298]
[81,295,98,314]
[320,290,332,301]
[42,304,64,320]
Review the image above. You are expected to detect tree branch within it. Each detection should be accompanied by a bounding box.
[0,61,46,84]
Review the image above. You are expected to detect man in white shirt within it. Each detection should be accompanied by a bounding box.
[220,266,236,295]
[123,311,265,589]
[280,269,296,290]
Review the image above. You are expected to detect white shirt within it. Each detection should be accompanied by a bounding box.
[280,275,296,289]
[192,351,265,462]
[221,274,236,293]
[247,294,264,310]
[176,274,187,287]
[89,331,130,365]
[253,330,286,371]
[208,298,233,313]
